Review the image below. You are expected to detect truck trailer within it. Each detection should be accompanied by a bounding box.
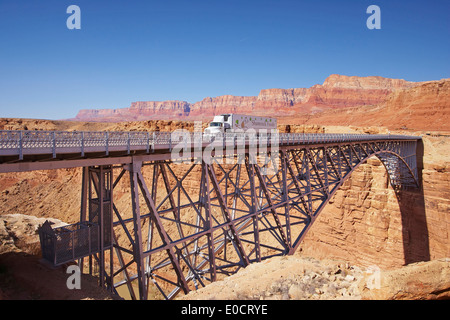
[203,114,277,137]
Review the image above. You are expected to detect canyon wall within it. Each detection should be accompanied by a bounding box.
[297,79,450,132]
[73,74,420,122]
[298,135,449,269]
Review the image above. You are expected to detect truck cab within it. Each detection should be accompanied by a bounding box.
[204,114,231,136]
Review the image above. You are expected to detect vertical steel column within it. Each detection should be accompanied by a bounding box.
[305,150,313,214]
[245,155,260,262]
[145,164,159,278]
[99,166,105,288]
[107,167,114,293]
[80,167,89,222]
[87,165,113,290]
[78,166,89,271]
[200,160,217,281]
[88,168,93,276]
[111,167,137,300]
[129,161,148,300]
[322,147,329,195]
[280,151,292,248]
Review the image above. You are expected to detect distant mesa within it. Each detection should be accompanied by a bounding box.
[300,77,450,132]
[71,74,425,122]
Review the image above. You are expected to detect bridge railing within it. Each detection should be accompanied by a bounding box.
[0,130,421,159]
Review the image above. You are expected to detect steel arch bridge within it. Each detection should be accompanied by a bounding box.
[0,130,421,300]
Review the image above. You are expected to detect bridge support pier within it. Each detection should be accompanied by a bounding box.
[79,165,114,292]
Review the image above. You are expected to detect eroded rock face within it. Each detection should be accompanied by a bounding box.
[75,100,191,122]
[72,75,421,122]
[0,214,67,254]
[189,95,257,117]
[298,154,449,270]
[299,79,450,131]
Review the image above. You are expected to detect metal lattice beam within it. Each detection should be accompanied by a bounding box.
[101,139,420,299]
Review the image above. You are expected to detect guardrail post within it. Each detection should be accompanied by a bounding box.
[146,132,150,153]
[106,132,109,156]
[127,132,131,154]
[19,131,23,160]
[81,132,85,157]
[52,132,56,158]
[152,132,155,153]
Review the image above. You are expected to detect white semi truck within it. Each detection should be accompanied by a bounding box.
[203,114,277,137]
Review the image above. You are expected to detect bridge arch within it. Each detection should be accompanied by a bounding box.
[282,146,428,271]
[282,147,421,255]
[104,139,423,299]
[254,143,421,254]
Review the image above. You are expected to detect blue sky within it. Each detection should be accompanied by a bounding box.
[0,0,449,120]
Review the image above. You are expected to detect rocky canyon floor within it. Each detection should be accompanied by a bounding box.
[180,255,450,300]
[0,213,449,300]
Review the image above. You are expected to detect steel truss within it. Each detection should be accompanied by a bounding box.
[74,138,420,300]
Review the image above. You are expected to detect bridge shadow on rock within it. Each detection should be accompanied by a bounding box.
[0,251,120,300]
[396,139,430,265]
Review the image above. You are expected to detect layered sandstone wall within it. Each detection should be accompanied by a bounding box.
[73,75,420,122]
[189,95,257,117]
[298,79,450,131]
[298,136,450,269]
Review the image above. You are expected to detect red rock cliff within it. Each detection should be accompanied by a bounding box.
[298,78,450,131]
[73,74,421,122]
